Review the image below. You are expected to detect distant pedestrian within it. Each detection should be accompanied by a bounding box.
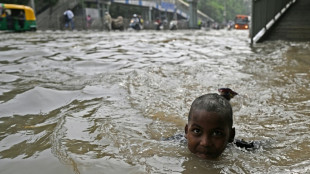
[138,15,144,29]
[64,9,74,30]
[86,15,92,28]
[103,12,112,31]
[18,11,25,29]
[4,10,13,30]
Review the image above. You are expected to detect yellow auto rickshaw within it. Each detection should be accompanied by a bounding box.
[0,3,36,31]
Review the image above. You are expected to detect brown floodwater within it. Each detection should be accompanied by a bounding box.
[0,29,309,174]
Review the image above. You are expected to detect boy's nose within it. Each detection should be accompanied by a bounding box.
[200,135,211,147]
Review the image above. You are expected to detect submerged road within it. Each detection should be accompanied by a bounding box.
[0,29,309,174]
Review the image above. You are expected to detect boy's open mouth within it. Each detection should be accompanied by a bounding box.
[195,151,216,159]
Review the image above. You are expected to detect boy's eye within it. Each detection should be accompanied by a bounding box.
[212,130,224,137]
[192,128,201,134]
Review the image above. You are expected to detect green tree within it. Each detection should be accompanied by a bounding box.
[197,0,251,23]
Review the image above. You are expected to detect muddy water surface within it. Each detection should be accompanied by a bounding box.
[0,29,309,174]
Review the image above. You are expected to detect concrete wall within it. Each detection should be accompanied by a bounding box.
[37,0,79,30]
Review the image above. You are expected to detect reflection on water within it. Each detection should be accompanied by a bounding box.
[0,30,309,174]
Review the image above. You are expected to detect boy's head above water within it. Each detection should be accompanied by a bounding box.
[185,93,235,160]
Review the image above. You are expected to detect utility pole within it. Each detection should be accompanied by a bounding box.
[188,0,198,29]
[250,0,255,45]
[81,0,86,29]
[97,0,103,30]
[149,6,152,22]
[30,0,35,13]
[173,0,177,20]
[223,0,227,24]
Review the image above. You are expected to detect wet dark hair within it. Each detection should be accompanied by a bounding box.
[188,93,233,127]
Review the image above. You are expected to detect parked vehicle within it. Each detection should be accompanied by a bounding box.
[0,3,36,31]
[234,15,249,30]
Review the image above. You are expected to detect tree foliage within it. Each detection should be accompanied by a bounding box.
[197,0,251,23]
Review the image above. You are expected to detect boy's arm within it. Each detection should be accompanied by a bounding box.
[234,139,256,150]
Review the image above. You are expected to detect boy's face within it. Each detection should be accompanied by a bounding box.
[184,110,235,160]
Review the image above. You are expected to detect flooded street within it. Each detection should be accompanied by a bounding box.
[0,29,309,174]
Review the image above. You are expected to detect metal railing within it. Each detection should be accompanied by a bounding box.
[250,0,296,43]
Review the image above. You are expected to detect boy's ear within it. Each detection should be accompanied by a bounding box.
[229,127,235,143]
[184,124,188,139]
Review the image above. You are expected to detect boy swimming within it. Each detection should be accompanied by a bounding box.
[185,93,235,159]
[184,88,257,159]
[164,88,255,159]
